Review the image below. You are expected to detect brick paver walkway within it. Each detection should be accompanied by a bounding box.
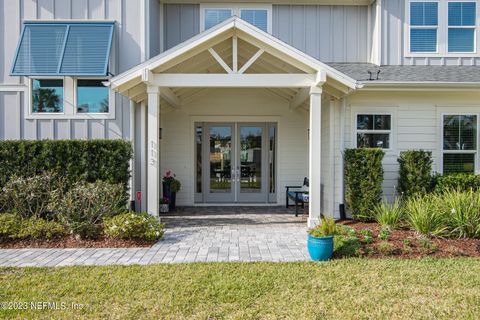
[0,207,309,266]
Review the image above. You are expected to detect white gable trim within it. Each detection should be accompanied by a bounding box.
[108,17,358,92]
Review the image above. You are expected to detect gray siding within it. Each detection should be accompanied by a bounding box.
[381,0,480,65]
[273,5,370,63]
[0,0,144,141]
[162,4,370,63]
[164,4,199,51]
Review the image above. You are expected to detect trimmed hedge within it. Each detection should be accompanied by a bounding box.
[433,173,480,193]
[397,150,433,198]
[0,140,132,189]
[344,148,385,222]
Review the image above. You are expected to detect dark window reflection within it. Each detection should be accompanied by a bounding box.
[32,79,63,113]
[77,79,109,113]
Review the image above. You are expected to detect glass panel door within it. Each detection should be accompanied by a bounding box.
[205,124,235,203]
[237,124,267,203]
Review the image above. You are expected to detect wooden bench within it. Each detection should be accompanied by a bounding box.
[285,177,309,217]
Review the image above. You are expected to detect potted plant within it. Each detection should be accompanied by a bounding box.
[307,216,337,261]
[162,170,181,211]
[159,197,170,214]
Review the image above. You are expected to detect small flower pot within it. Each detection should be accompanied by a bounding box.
[159,204,169,213]
[307,235,334,261]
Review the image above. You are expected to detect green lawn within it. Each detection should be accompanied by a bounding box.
[1,259,480,319]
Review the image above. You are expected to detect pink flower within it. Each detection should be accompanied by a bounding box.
[164,170,175,178]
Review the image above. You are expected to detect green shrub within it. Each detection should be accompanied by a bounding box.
[50,181,127,239]
[104,212,165,241]
[433,173,480,193]
[375,199,403,230]
[0,213,21,241]
[344,148,385,221]
[0,140,132,190]
[378,228,391,241]
[416,238,439,254]
[18,216,67,240]
[333,235,361,258]
[436,189,480,239]
[2,172,65,218]
[377,242,396,255]
[404,195,448,237]
[308,217,338,237]
[397,150,433,197]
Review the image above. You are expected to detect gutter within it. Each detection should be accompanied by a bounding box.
[359,81,480,90]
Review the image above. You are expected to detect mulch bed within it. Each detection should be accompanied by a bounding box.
[339,220,480,258]
[0,236,155,249]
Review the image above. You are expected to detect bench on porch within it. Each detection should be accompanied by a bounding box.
[286,177,309,217]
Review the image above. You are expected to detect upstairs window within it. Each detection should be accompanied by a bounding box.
[448,2,476,52]
[410,2,439,52]
[407,0,479,56]
[201,5,271,32]
[204,9,233,30]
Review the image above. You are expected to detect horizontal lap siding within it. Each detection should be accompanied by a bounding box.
[0,0,143,141]
[345,91,480,203]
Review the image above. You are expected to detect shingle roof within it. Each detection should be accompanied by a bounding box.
[327,63,480,83]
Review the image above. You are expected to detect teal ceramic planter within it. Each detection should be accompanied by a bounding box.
[307,235,334,261]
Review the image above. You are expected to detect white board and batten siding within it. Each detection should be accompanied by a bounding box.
[0,0,146,141]
[163,4,371,63]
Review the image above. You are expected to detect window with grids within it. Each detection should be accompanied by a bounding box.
[443,114,477,174]
[410,2,439,52]
[356,114,392,149]
[448,2,476,52]
[202,6,270,32]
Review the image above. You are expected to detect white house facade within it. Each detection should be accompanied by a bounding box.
[1,0,480,226]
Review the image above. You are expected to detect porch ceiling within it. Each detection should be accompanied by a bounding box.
[108,17,359,109]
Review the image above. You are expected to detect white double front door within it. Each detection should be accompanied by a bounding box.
[196,122,276,203]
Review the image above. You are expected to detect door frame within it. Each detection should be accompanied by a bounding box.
[194,121,277,204]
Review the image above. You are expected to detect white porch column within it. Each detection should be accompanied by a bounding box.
[147,86,160,216]
[308,86,323,227]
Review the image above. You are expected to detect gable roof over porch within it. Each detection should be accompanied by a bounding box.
[107,16,360,109]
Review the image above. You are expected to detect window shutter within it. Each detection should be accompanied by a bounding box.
[59,25,114,75]
[11,22,114,76]
[12,25,67,75]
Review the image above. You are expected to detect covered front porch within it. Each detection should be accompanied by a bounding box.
[108,17,357,227]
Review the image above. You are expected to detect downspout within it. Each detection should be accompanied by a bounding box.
[339,97,347,220]
[129,100,136,211]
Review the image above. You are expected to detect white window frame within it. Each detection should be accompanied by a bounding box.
[28,77,66,116]
[447,0,477,53]
[200,3,273,33]
[354,112,394,151]
[27,76,115,120]
[404,0,480,57]
[406,0,440,55]
[440,112,479,174]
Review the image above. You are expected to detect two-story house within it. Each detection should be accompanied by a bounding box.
[1,0,480,226]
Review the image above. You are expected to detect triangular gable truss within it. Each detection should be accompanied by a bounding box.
[108,17,359,109]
